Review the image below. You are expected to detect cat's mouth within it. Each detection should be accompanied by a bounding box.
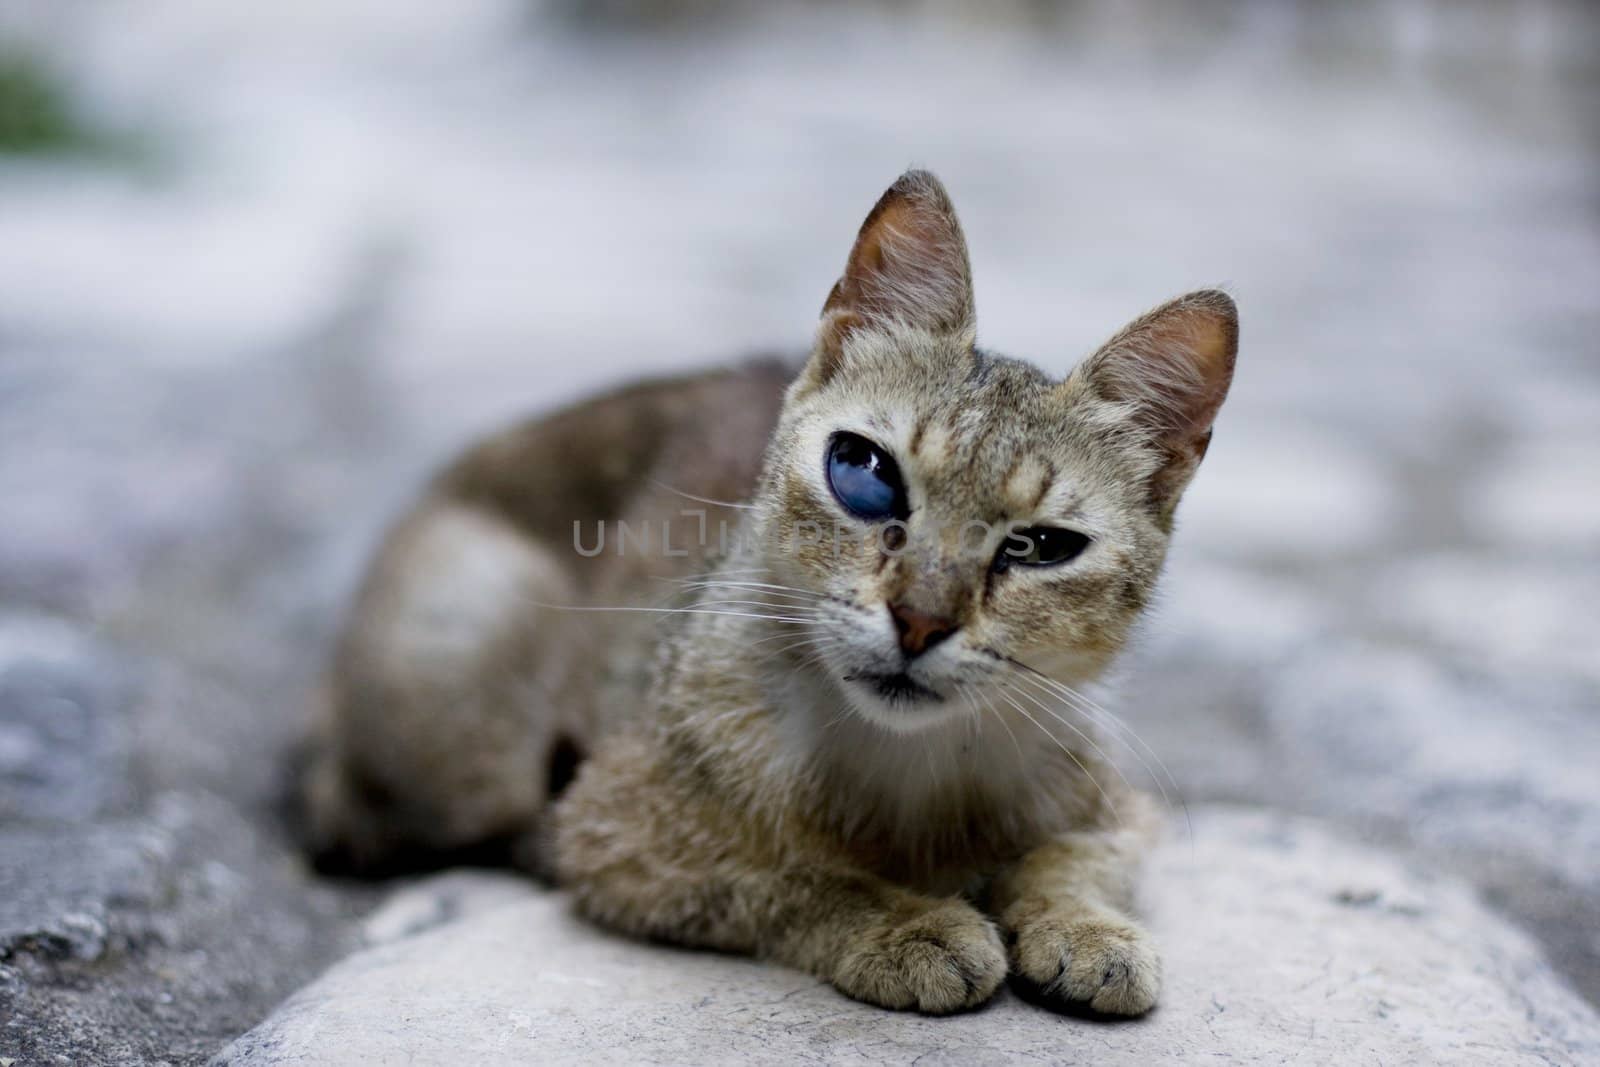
[845,670,945,707]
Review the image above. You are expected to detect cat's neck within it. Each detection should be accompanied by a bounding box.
[678,608,1112,889]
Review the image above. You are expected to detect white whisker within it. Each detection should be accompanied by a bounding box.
[681,582,828,607]
[648,478,757,510]
[657,566,772,584]
[1002,678,1138,805]
[756,633,843,661]
[991,686,1121,828]
[689,598,820,615]
[978,685,1024,766]
[1007,664,1189,840]
[523,600,812,625]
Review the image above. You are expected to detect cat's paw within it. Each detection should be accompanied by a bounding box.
[833,899,1006,1014]
[1010,910,1161,1016]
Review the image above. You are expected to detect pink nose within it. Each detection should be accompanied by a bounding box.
[888,603,958,657]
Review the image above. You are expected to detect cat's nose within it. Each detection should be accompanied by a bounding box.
[888,603,958,658]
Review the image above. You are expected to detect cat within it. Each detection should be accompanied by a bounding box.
[302,170,1237,1016]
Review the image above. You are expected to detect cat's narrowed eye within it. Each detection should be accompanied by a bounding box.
[825,432,907,522]
[997,527,1092,569]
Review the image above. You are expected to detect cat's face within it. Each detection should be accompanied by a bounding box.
[751,172,1236,733]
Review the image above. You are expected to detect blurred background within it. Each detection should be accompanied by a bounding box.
[1,1,1597,1061]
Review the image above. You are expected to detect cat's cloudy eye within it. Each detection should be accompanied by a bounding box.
[825,432,907,522]
[997,527,1092,569]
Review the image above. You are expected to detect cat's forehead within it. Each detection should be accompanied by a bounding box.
[865,351,1050,431]
[824,350,1090,517]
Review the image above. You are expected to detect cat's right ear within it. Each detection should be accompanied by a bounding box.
[798,170,976,393]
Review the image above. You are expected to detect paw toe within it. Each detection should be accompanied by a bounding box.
[1014,917,1161,1017]
[838,903,1006,1014]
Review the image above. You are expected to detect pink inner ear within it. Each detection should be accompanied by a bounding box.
[823,172,973,337]
[1148,310,1235,438]
[1084,291,1238,453]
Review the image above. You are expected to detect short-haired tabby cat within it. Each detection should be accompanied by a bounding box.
[303,170,1237,1016]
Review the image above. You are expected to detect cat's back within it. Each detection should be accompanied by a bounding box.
[436,356,794,560]
[305,356,793,873]
[429,353,799,719]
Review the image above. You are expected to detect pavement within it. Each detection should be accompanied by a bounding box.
[1,2,1597,1063]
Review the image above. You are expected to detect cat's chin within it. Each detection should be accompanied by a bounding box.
[837,671,965,735]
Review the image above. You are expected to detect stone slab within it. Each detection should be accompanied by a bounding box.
[214,808,1600,1066]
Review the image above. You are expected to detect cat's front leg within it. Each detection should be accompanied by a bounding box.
[777,868,1008,1014]
[990,829,1161,1016]
[555,738,1005,1014]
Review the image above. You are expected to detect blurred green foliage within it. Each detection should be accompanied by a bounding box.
[0,49,89,155]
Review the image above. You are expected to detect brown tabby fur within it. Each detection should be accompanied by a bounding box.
[304,170,1238,1016]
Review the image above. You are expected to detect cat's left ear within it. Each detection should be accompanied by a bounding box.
[801,170,976,392]
[1071,289,1238,515]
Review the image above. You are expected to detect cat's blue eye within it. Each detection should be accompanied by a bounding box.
[997,527,1092,569]
[825,432,907,522]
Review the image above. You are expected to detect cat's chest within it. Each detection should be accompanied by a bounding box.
[798,718,1088,890]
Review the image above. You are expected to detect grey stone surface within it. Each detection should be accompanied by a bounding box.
[214,809,1600,1066]
[0,615,136,824]
[1126,557,1600,1001]
[0,786,373,1065]
[1,0,1598,1061]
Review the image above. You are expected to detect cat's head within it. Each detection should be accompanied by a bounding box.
[751,170,1236,733]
